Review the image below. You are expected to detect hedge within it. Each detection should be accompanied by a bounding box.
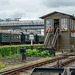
[0,44,43,58]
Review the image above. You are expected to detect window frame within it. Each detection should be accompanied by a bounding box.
[61,18,67,29]
[46,19,52,29]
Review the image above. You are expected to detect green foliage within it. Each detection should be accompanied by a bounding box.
[7,61,11,63]
[6,54,21,59]
[0,44,43,58]
[51,54,54,57]
[40,50,51,57]
[0,62,3,69]
[26,49,39,57]
[0,44,54,58]
[26,49,52,57]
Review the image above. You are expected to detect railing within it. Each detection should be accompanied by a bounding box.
[44,31,53,47]
[51,28,59,47]
[44,28,59,48]
[0,20,44,26]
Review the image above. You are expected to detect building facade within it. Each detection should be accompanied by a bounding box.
[0,19,44,35]
[40,11,75,51]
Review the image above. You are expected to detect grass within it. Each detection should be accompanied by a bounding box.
[7,61,11,63]
[0,54,21,59]
[0,44,43,47]
[0,56,53,72]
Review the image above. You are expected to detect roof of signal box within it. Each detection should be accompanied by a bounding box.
[40,11,75,19]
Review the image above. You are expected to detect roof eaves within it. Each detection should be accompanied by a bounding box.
[40,11,57,19]
[40,11,74,19]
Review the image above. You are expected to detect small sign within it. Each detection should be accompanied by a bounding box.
[71,33,75,37]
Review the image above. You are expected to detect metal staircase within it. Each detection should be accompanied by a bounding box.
[51,28,59,47]
[44,28,59,48]
[44,31,53,47]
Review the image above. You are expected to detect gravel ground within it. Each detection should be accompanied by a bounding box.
[0,51,68,68]
[0,51,74,75]
[0,56,44,68]
[63,61,75,73]
[19,56,75,75]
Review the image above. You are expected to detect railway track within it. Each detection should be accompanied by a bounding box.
[0,54,75,75]
[52,56,75,68]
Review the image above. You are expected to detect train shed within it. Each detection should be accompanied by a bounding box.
[40,11,75,51]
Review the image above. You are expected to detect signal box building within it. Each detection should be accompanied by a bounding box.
[40,11,75,51]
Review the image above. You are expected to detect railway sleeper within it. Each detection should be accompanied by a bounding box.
[0,55,74,75]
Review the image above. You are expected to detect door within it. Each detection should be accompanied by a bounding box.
[54,19,59,33]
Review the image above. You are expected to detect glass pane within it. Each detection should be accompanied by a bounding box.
[74,23,75,29]
[72,20,74,29]
[46,19,52,29]
[61,18,67,29]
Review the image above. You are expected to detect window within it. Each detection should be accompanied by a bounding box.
[74,23,75,29]
[46,19,52,29]
[14,35,16,38]
[12,34,14,38]
[16,35,18,38]
[70,19,72,28]
[25,35,27,38]
[19,35,21,38]
[72,20,74,29]
[2,34,5,38]
[5,34,8,38]
[61,18,67,29]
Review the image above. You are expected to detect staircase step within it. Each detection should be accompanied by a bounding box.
[44,28,59,48]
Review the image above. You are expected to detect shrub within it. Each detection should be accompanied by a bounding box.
[0,44,43,58]
[40,50,51,57]
[26,49,52,57]
[26,49,39,57]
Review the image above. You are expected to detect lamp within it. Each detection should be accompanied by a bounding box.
[29,33,34,50]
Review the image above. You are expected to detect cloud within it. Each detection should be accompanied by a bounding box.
[0,0,75,20]
[43,0,75,8]
[10,10,25,19]
[0,9,25,19]
[0,0,44,19]
[0,0,9,5]
[0,0,10,10]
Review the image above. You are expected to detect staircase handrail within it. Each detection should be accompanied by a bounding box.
[44,31,50,44]
[44,31,53,47]
[51,28,59,47]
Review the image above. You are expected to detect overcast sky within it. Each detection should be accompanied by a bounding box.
[0,0,75,20]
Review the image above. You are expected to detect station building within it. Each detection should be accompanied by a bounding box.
[40,11,75,51]
[0,19,44,35]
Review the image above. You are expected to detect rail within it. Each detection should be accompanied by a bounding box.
[0,55,70,75]
[0,54,75,75]
[31,55,75,75]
